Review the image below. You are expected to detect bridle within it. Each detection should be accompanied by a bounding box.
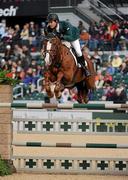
[44,37,60,66]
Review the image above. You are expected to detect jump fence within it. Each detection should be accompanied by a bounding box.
[12,105,128,175]
[0,98,128,175]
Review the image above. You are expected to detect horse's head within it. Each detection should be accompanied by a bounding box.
[43,33,61,66]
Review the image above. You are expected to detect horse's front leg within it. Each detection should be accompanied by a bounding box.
[44,71,54,98]
[54,71,64,98]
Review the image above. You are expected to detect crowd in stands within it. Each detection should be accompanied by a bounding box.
[0,18,128,103]
[79,19,128,51]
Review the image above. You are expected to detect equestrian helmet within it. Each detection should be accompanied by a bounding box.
[47,13,59,22]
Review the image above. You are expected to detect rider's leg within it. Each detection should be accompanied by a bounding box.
[77,55,91,76]
[71,40,91,77]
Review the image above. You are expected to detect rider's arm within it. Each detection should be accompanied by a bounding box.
[61,21,80,42]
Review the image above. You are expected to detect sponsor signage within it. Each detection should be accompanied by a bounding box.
[0,0,48,17]
[0,6,18,17]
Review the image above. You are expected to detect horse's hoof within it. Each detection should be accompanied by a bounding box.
[84,98,89,104]
[55,91,62,99]
[47,91,54,98]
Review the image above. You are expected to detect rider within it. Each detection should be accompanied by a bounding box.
[44,13,91,77]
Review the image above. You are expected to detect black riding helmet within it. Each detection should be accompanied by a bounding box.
[47,13,59,22]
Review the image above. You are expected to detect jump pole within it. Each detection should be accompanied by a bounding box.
[0,103,128,110]
[12,142,128,149]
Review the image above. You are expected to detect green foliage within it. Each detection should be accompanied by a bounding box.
[0,156,11,176]
[0,70,20,86]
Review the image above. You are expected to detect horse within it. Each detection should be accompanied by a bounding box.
[42,34,95,103]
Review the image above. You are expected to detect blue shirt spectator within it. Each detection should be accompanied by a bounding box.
[106,62,115,75]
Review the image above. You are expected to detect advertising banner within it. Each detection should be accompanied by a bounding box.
[0,0,48,17]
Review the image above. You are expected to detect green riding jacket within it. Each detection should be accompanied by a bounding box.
[46,21,80,42]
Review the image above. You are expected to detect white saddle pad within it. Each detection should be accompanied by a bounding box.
[62,41,78,66]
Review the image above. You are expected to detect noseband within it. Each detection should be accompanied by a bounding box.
[44,37,60,66]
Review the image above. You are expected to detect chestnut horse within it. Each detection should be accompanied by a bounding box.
[42,35,95,103]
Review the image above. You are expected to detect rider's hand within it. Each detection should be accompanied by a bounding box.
[59,34,64,40]
[60,34,64,40]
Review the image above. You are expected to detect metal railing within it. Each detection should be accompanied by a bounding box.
[13,84,24,99]
[13,78,44,99]
[36,77,44,92]
[90,0,124,20]
[49,0,82,7]
[89,2,113,21]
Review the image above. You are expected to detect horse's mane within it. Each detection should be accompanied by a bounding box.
[45,32,60,40]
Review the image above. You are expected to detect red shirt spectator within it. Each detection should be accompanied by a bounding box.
[104,72,113,86]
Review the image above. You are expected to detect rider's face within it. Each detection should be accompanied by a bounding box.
[48,20,57,29]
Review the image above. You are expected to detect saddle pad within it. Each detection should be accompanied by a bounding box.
[62,41,78,66]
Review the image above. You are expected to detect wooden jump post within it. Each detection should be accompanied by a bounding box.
[0,85,15,172]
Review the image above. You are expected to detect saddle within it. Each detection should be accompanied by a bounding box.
[61,41,79,66]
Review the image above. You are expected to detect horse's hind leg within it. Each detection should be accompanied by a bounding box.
[82,81,89,103]
[76,81,83,103]
[76,81,89,104]
[78,89,89,103]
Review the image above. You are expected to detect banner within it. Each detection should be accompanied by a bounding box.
[0,0,48,17]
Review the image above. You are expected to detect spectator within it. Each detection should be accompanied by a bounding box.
[98,20,107,50]
[20,45,32,70]
[12,44,23,62]
[112,29,121,51]
[104,71,113,86]
[37,22,46,50]
[22,68,33,85]
[92,49,102,71]
[106,62,115,75]
[120,54,128,74]
[4,45,13,61]
[77,20,85,33]
[113,84,127,103]
[82,46,91,59]
[60,88,71,103]
[0,23,5,38]
[101,84,115,101]
[88,21,99,51]
[79,29,90,48]
[112,83,127,113]
[20,24,29,46]
[29,21,37,47]
[69,87,78,102]
[111,52,123,72]
[12,24,21,46]
[95,70,104,89]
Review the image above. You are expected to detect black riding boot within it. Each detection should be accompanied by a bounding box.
[78,55,91,77]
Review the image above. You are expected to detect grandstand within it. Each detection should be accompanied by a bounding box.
[0,0,127,102]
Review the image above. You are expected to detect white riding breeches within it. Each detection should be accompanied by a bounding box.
[71,39,82,57]
[70,39,87,66]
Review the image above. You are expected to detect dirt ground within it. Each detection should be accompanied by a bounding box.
[0,174,128,180]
